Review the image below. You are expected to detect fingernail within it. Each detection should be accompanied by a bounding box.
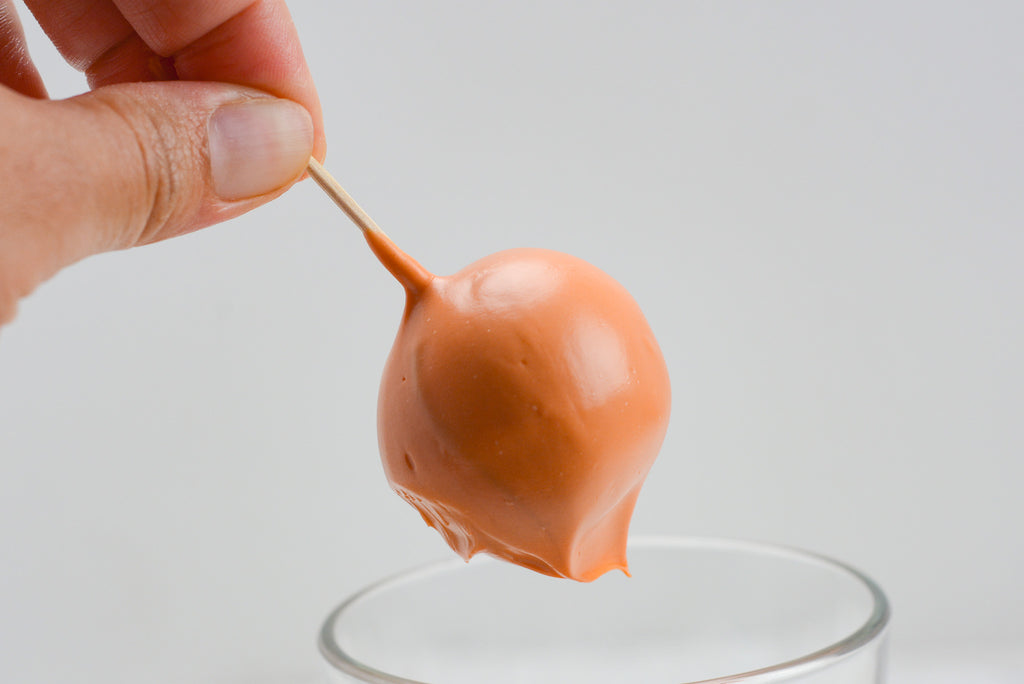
[208,99,313,200]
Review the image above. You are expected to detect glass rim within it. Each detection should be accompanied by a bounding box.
[319,535,890,684]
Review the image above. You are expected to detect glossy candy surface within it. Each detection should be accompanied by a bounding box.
[368,232,670,581]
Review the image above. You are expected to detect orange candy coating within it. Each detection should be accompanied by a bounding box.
[374,245,670,581]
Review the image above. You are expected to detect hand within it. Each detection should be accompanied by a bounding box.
[0,0,326,325]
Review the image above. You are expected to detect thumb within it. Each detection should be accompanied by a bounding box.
[1,81,313,306]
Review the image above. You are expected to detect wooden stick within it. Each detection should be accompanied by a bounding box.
[306,158,383,235]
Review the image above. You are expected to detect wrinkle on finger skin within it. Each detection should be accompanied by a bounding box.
[75,89,178,250]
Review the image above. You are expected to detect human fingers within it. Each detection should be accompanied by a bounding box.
[23,0,133,70]
[0,81,313,325]
[0,0,47,97]
[172,2,324,162]
[23,0,324,160]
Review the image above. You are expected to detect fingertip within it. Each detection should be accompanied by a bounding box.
[312,134,327,165]
[306,98,327,164]
[303,92,327,166]
[292,59,325,161]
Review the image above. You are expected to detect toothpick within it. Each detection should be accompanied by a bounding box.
[306,158,383,235]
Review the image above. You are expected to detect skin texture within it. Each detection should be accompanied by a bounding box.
[367,230,671,581]
[0,0,324,326]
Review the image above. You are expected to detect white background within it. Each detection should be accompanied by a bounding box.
[2,1,1022,682]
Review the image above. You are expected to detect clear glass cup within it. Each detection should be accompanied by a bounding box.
[319,536,889,683]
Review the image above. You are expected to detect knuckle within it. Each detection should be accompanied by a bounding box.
[87,89,191,246]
